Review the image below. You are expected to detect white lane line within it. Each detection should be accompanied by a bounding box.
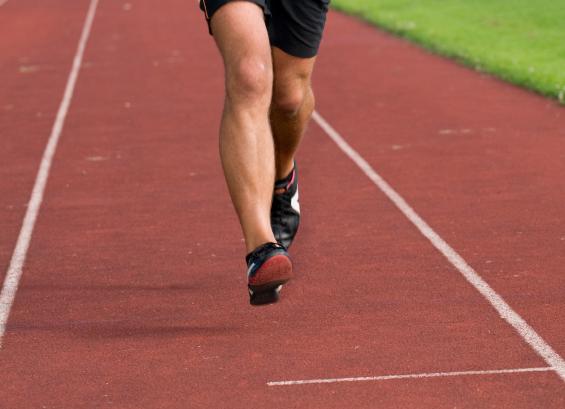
[312,111,565,383]
[268,367,554,386]
[0,0,9,7]
[0,0,100,347]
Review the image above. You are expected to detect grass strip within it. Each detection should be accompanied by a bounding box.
[331,0,565,103]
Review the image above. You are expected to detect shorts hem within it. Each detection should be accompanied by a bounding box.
[270,41,320,59]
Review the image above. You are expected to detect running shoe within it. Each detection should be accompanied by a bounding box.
[246,242,293,305]
[271,164,300,249]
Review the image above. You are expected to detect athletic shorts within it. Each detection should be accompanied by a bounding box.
[199,0,330,58]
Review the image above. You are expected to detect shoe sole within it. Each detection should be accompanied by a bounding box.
[248,255,293,306]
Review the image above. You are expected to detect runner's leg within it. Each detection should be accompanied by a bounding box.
[211,2,276,252]
[270,47,317,180]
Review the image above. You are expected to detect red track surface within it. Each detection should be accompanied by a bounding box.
[1,1,564,407]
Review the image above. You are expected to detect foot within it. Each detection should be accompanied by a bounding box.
[246,242,293,305]
[271,164,300,249]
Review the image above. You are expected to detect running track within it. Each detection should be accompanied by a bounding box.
[1,1,564,407]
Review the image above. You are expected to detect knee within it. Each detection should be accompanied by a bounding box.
[226,57,272,105]
[272,80,313,117]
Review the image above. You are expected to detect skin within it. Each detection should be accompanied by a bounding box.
[211,2,317,253]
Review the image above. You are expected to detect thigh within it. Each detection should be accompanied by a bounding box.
[200,0,270,34]
[272,47,316,92]
[268,0,330,59]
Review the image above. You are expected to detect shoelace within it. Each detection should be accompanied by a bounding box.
[271,193,286,226]
[272,168,295,225]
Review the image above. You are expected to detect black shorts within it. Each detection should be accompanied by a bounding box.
[200,0,330,58]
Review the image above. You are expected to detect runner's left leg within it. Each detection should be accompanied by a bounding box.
[270,47,317,180]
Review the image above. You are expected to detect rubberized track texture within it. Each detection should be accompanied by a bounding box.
[0,0,564,408]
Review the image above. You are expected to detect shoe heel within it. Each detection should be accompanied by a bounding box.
[249,284,283,306]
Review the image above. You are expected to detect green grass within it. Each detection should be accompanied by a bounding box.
[331,0,565,103]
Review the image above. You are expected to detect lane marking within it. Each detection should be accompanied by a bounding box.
[0,0,8,7]
[0,0,100,347]
[312,111,565,383]
[268,367,554,386]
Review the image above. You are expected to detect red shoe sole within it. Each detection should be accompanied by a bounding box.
[248,254,293,291]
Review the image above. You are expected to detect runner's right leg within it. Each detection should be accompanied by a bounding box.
[210,2,277,253]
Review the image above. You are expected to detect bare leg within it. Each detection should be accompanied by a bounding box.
[211,3,276,252]
[270,47,317,180]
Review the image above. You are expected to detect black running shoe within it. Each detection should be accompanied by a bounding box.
[271,164,300,249]
[246,242,293,305]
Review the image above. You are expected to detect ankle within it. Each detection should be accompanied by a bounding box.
[245,235,276,254]
[275,159,295,182]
